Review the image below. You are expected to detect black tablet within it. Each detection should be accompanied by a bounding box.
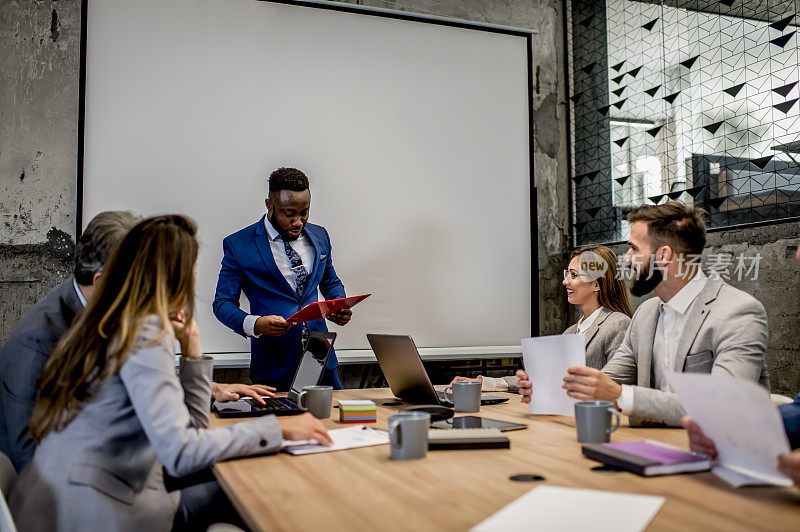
[430,415,528,432]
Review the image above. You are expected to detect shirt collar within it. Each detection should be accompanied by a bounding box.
[264,215,281,242]
[73,277,88,308]
[661,269,707,315]
[577,306,605,332]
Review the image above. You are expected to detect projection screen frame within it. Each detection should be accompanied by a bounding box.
[75,0,541,356]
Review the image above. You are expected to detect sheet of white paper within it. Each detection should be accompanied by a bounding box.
[712,465,773,487]
[671,373,792,487]
[471,486,664,532]
[282,425,389,455]
[521,334,585,415]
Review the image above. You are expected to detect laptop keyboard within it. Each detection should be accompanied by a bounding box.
[245,397,297,411]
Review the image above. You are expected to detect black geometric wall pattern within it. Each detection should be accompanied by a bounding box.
[773,82,797,97]
[723,83,745,97]
[567,0,800,245]
[645,85,661,97]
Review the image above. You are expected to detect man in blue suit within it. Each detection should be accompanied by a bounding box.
[213,167,351,389]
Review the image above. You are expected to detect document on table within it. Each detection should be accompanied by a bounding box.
[471,485,664,532]
[521,334,585,415]
[282,425,389,455]
[671,373,792,487]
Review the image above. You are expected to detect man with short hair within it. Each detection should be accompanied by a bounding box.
[213,167,351,389]
[0,211,270,472]
[518,201,769,426]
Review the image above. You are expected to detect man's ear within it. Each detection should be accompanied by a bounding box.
[657,245,674,263]
[92,271,103,287]
[265,197,272,212]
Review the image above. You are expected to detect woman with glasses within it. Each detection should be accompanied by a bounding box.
[452,245,633,393]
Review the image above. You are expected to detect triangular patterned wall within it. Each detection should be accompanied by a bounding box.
[568,0,800,245]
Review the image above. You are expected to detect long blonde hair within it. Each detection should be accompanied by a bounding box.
[29,214,198,442]
[570,245,633,317]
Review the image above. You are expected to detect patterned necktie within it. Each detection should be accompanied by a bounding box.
[283,238,310,346]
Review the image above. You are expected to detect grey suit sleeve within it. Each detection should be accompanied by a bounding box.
[600,315,638,385]
[119,320,283,478]
[502,376,520,393]
[178,357,213,429]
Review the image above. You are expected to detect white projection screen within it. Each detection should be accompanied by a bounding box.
[80,0,535,362]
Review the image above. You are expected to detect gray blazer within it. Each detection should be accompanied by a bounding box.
[563,307,631,369]
[9,316,283,532]
[0,278,83,472]
[502,308,630,392]
[602,279,769,427]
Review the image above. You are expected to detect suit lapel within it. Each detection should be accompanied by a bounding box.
[305,227,323,282]
[582,307,611,347]
[637,301,659,388]
[673,280,721,372]
[254,216,297,297]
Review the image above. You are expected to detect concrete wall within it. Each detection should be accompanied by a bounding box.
[0,1,571,377]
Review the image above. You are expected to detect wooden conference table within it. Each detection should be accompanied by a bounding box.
[210,388,800,531]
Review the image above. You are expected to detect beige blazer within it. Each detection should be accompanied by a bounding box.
[602,279,769,427]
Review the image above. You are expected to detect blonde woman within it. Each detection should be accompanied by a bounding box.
[453,245,632,392]
[10,215,331,531]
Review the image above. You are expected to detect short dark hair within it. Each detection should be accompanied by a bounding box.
[268,167,309,194]
[627,201,707,256]
[73,211,139,285]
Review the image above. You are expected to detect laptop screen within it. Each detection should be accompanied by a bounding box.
[288,334,335,400]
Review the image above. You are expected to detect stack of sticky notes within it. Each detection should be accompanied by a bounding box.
[338,400,377,423]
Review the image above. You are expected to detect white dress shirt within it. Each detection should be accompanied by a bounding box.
[242,217,316,337]
[73,278,87,308]
[480,306,607,392]
[616,270,708,413]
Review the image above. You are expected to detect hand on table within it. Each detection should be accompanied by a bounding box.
[211,383,277,404]
[516,370,533,403]
[278,413,333,446]
[326,309,352,326]
[562,366,622,405]
[255,315,296,336]
[680,415,718,458]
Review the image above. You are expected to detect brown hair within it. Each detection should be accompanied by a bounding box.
[74,211,139,285]
[30,214,199,442]
[627,201,707,256]
[570,245,633,317]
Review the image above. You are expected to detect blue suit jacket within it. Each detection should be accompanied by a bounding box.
[213,217,346,388]
[0,278,83,472]
[780,394,800,450]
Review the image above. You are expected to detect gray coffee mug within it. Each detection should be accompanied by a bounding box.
[574,400,620,443]
[444,381,481,413]
[388,411,430,460]
[298,385,333,419]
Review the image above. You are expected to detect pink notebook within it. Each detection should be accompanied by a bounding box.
[582,440,711,476]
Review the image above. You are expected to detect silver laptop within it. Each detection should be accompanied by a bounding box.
[366,334,509,406]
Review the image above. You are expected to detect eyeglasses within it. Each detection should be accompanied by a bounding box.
[563,270,580,280]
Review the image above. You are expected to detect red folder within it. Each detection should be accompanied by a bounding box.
[288,294,371,323]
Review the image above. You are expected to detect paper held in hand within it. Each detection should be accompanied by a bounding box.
[521,334,585,416]
[671,373,793,487]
